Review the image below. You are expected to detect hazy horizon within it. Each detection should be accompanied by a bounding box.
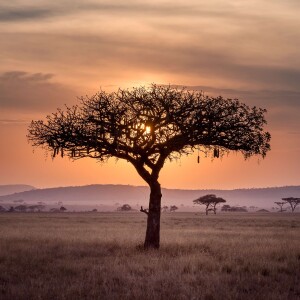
[2,182,300,191]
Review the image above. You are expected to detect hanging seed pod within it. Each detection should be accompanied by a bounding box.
[53,148,56,158]
[61,148,64,158]
[197,155,200,164]
[214,148,220,158]
[87,146,90,154]
[213,148,218,158]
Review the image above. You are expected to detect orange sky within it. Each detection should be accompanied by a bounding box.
[0,1,299,189]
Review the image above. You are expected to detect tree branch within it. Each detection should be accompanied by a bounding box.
[140,206,149,215]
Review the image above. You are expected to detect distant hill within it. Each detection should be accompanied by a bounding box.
[0,184,299,210]
[0,185,36,196]
[0,184,149,205]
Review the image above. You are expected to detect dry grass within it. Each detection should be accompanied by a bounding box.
[0,212,299,300]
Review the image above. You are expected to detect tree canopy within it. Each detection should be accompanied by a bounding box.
[27,84,271,248]
[193,194,226,215]
[274,201,286,212]
[28,85,270,182]
[282,197,300,212]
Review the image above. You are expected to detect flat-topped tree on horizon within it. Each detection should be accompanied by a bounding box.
[27,84,271,249]
[282,197,300,212]
[274,201,286,212]
[193,194,226,215]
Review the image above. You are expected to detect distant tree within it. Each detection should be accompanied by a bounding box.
[231,206,248,212]
[282,197,300,212]
[193,194,226,215]
[92,208,98,212]
[14,205,28,212]
[27,205,45,212]
[27,84,271,249]
[8,206,15,212]
[161,205,169,212]
[221,204,231,212]
[50,208,60,212]
[170,205,178,212]
[60,206,67,212]
[118,204,132,211]
[274,201,286,212]
[249,206,257,211]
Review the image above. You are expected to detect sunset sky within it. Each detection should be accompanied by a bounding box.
[0,0,299,189]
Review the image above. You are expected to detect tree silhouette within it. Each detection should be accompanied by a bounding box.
[162,205,169,212]
[60,206,67,212]
[117,204,132,211]
[27,84,270,249]
[274,201,286,212]
[221,204,231,212]
[170,205,178,212]
[282,197,300,212]
[193,194,226,215]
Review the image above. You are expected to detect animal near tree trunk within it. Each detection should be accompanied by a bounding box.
[144,181,162,249]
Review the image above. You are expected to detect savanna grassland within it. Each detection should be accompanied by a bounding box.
[0,212,299,300]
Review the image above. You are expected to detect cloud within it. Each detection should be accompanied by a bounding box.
[0,2,212,23]
[0,1,299,131]
[0,1,298,24]
[0,2,228,22]
[0,71,54,82]
[1,1,299,94]
[168,84,300,107]
[0,71,77,112]
[1,29,300,93]
[0,7,54,22]
[0,119,29,125]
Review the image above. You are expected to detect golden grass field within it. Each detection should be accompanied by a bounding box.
[0,212,299,300]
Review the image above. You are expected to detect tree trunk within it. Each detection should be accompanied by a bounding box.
[205,204,209,215]
[144,181,162,249]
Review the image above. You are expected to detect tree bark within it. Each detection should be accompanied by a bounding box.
[144,180,162,249]
[205,204,209,215]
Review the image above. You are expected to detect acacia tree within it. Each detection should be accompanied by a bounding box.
[118,204,132,211]
[162,205,169,212]
[27,84,270,249]
[170,205,178,212]
[282,197,300,212]
[274,201,286,212]
[221,204,231,212]
[193,194,226,215]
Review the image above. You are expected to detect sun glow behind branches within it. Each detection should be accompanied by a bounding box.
[145,126,151,134]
